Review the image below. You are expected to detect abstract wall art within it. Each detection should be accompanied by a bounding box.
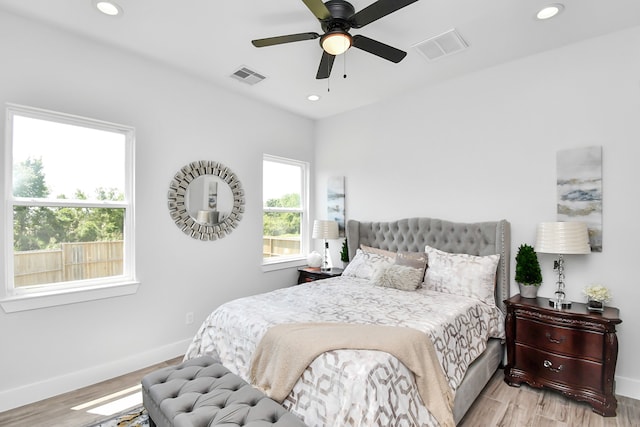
[557,146,603,252]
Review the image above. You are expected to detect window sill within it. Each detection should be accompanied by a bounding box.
[262,257,307,272]
[0,280,140,313]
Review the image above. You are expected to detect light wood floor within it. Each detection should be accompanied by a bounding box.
[0,356,183,427]
[459,373,640,427]
[1,360,638,426]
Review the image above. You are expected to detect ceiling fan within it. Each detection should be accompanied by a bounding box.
[251,0,419,79]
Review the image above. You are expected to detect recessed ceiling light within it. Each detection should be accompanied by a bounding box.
[536,4,564,20]
[307,95,321,102]
[94,1,123,16]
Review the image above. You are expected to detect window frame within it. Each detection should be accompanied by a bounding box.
[1,104,137,312]
[262,154,309,270]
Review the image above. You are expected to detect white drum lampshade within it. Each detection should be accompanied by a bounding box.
[535,221,591,309]
[535,222,591,255]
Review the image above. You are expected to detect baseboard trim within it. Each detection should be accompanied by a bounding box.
[0,338,191,413]
[616,375,640,400]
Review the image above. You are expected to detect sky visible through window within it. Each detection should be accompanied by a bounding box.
[263,160,301,204]
[12,115,125,200]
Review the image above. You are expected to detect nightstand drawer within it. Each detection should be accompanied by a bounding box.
[514,343,603,391]
[517,317,604,361]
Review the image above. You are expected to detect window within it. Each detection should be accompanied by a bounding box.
[262,154,308,266]
[2,104,136,311]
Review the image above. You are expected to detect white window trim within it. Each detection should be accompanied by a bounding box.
[262,154,309,269]
[1,104,138,313]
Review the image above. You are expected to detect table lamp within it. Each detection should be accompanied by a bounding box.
[312,220,339,271]
[535,221,591,309]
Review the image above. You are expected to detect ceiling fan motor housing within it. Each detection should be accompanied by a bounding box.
[320,0,356,33]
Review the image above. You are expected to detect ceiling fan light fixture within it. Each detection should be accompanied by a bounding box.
[321,31,352,55]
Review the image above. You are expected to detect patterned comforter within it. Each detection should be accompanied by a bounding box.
[184,276,505,427]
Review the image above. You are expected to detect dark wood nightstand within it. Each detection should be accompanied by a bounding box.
[504,294,622,416]
[297,267,343,284]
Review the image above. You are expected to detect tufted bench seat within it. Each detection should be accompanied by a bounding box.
[141,356,306,427]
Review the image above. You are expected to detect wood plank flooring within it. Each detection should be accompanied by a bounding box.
[0,356,182,427]
[1,360,638,426]
[459,371,640,427]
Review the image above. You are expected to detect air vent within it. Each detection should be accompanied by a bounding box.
[230,66,266,85]
[413,29,468,61]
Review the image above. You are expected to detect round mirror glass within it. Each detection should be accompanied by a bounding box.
[186,175,234,225]
[168,160,244,240]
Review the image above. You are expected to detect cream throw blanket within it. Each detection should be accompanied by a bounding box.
[249,323,455,427]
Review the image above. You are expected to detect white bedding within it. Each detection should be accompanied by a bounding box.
[184,276,505,426]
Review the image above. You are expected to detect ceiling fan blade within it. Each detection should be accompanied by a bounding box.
[252,32,320,47]
[316,51,336,79]
[352,35,407,63]
[351,0,419,28]
[302,0,332,20]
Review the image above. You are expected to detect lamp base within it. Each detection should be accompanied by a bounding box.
[549,298,572,309]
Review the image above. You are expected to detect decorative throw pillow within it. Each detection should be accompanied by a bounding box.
[342,248,394,280]
[423,245,500,307]
[360,244,396,260]
[358,246,428,285]
[370,264,424,291]
[395,251,428,282]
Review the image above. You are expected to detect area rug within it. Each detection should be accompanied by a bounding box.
[85,406,148,427]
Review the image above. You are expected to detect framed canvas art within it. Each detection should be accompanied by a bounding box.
[557,146,602,252]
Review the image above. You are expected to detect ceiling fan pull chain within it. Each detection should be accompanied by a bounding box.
[343,53,347,79]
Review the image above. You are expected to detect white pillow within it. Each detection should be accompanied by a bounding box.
[342,248,394,280]
[370,264,424,291]
[424,245,500,307]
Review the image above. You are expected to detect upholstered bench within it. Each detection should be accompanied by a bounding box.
[141,356,306,427]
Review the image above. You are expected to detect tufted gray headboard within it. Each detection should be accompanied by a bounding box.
[346,217,511,314]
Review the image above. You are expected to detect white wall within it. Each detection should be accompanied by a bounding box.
[0,11,314,411]
[315,26,640,399]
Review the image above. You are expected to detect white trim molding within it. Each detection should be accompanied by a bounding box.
[0,338,190,412]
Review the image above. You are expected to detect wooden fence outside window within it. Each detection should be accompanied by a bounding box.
[263,236,301,258]
[15,237,301,287]
[14,241,124,287]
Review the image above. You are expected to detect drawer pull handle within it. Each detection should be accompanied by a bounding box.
[543,359,564,373]
[545,332,565,344]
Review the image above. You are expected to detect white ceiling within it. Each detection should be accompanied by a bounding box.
[1,0,640,120]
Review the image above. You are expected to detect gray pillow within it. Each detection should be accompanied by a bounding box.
[370,264,425,291]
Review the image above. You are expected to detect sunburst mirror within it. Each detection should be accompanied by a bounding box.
[168,160,244,240]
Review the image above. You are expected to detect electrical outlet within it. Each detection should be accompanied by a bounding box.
[185,312,194,325]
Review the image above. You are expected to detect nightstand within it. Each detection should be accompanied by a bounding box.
[297,267,343,284]
[504,294,622,416]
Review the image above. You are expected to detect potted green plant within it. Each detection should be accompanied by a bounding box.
[515,243,542,298]
[340,238,349,268]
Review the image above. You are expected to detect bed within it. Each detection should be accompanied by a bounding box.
[185,217,511,426]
